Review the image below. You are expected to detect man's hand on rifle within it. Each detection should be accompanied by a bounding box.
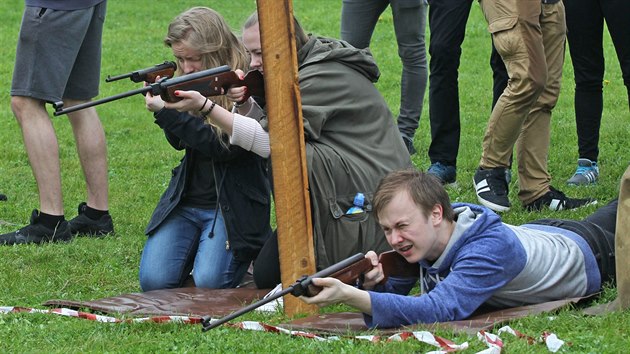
[361,251,385,290]
[299,277,373,315]
[298,251,383,315]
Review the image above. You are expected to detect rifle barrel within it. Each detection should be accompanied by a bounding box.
[201,287,294,331]
[105,72,133,83]
[200,253,367,331]
[53,86,151,116]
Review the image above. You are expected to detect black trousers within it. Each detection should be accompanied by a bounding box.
[565,0,630,161]
[427,0,507,167]
[530,199,618,285]
[253,230,281,288]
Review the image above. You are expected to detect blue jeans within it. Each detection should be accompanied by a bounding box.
[139,205,248,291]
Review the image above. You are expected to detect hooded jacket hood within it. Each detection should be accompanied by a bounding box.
[297,36,381,83]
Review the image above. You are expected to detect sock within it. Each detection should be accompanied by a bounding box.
[38,212,65,229]
[84,205,109,220]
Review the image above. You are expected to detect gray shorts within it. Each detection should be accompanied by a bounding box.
[11,2,106,102]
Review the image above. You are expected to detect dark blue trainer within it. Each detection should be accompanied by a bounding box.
[428,162,456,185]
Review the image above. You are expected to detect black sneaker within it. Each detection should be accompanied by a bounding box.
[473,167,511,212]
[0,193,6,201]
[524,186,597,211]
[68,202,114,237]
[0,210,72,245]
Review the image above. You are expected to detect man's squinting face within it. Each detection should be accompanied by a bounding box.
[171,41,203,74]
[243,23,263,73]
[378,190,444,263]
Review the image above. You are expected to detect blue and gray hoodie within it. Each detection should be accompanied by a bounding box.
[365,203,600,328]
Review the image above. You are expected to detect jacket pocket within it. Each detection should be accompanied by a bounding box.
[321,193,385,266]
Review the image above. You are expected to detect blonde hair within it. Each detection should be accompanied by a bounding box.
[165,7,249,133]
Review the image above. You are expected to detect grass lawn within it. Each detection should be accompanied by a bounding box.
[1,0,628,352]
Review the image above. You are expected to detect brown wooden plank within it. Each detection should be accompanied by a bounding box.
[616,165,630,309]
[256,0,317,316]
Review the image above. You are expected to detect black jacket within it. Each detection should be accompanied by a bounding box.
[145,108,272,262]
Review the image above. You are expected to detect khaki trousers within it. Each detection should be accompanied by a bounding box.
[478,0,566,204]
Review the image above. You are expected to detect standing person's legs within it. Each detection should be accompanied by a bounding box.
[2,6,103,244]
[391,0,428,148]
[479,0,546,170]
[340,0,388,48]
[474,0,546,212]
[11,97,63,216]
[518,2,595,211]
[602,0,630,112]
[65,1,109,213]
[517,1,566,205]
[565,0,604,164]
[67,106,109,211]
[426,0,472,168]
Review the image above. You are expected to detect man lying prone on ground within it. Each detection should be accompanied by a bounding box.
[301,168,617,328]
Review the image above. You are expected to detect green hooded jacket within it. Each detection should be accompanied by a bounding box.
[296,36,412,268]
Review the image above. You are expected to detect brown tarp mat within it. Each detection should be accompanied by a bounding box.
[43,288,596,335]
[281,296,594,335]
[43,287,271,318]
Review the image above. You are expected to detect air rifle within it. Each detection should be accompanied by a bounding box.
[105,61,177,83]
[52,65,265,116]
[200,250,419,331]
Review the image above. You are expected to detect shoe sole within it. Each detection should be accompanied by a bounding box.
[474,177,510,212]
[476,196,511,212]
[566,181,598,186]
[549,199,598,211]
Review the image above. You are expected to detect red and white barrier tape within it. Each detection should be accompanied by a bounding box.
[2,307,566,352]
[1,306,201,324]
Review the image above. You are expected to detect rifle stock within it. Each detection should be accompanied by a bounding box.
[200,250,419,331]
[53,65,265,116]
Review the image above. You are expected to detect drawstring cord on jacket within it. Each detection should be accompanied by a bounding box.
[208,169,227,240]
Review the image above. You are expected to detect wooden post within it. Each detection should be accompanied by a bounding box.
[256,0,317,316]
[616,165,630,309]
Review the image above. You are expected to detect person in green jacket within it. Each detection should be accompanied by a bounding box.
[167,13,412,288]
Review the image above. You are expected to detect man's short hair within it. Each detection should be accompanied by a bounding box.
[373,168,455,222]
